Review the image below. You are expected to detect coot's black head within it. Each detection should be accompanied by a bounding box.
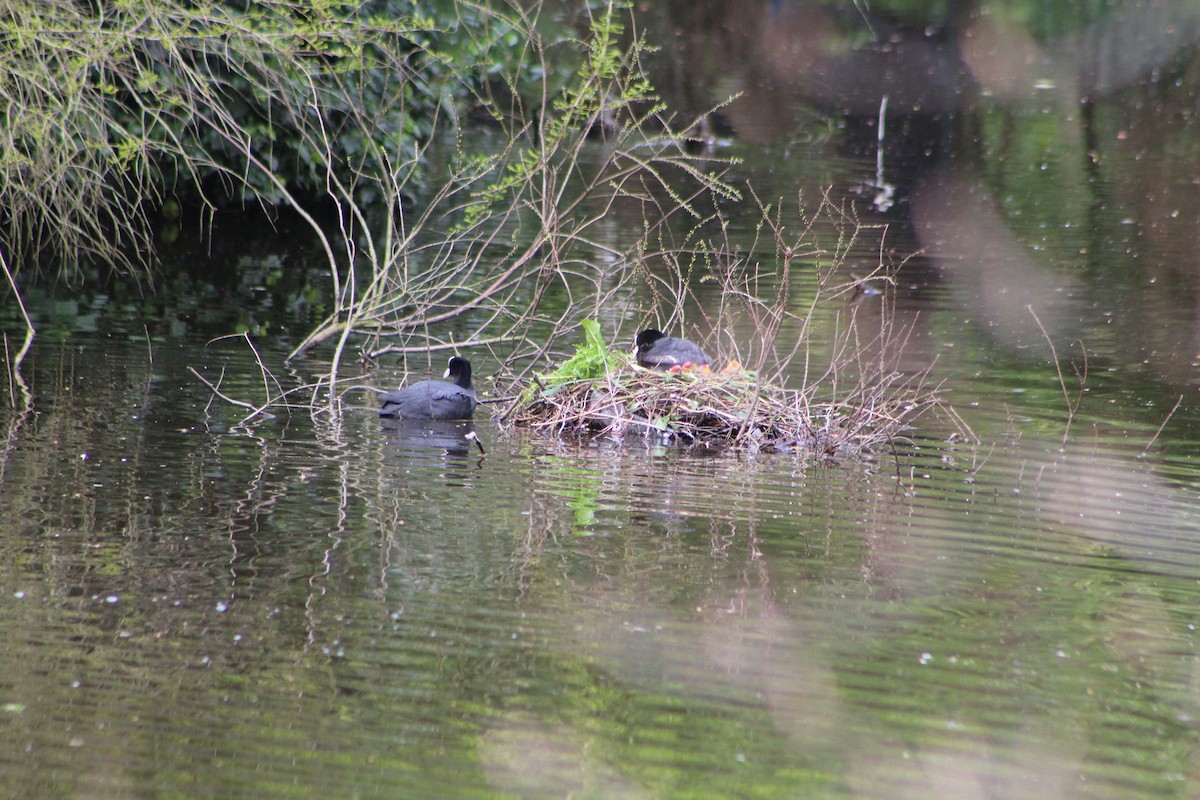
[444,356,473,389]
[635,329,667,351]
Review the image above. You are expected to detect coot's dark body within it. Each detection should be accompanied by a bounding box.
[379,356,478,420]
[635,329,711,371]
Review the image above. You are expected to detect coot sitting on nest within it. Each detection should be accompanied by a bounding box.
[379,356,478,420]
[634,329,711,371]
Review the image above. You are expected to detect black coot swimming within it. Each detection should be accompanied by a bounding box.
[379,356,478,420]
[635,329,711,371]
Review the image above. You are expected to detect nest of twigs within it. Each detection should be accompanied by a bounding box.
[508,364,936,455]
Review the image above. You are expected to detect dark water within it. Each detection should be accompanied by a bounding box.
[6,2,1200,798]
[4,335,1200,798]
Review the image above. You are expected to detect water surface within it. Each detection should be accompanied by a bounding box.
[2,328,1199,798]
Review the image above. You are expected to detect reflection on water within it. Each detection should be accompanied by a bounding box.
[380,418,486,483]
[1,334,1200,797]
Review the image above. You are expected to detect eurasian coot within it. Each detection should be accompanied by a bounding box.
[379,356,478,420]
[634,329,711,371]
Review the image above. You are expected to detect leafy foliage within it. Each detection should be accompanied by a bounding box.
[0,0,543,277]
[522,320,628,403]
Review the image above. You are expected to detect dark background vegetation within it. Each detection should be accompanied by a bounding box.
[4,0,1199,378]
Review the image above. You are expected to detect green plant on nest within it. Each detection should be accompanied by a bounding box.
[522,320,629,403]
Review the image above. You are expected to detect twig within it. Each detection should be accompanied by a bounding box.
[188,366,257,411]
[0,250,34,373]
[1027,305,1083,445]
[207,332,287,406]
[3,335,12,410]
[0,251,34,412]
[1142,394,1183,457]
[144,325,154,369]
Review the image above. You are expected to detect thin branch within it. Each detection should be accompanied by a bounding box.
[1142,394,1183,457]
[1028,305,1084,446]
